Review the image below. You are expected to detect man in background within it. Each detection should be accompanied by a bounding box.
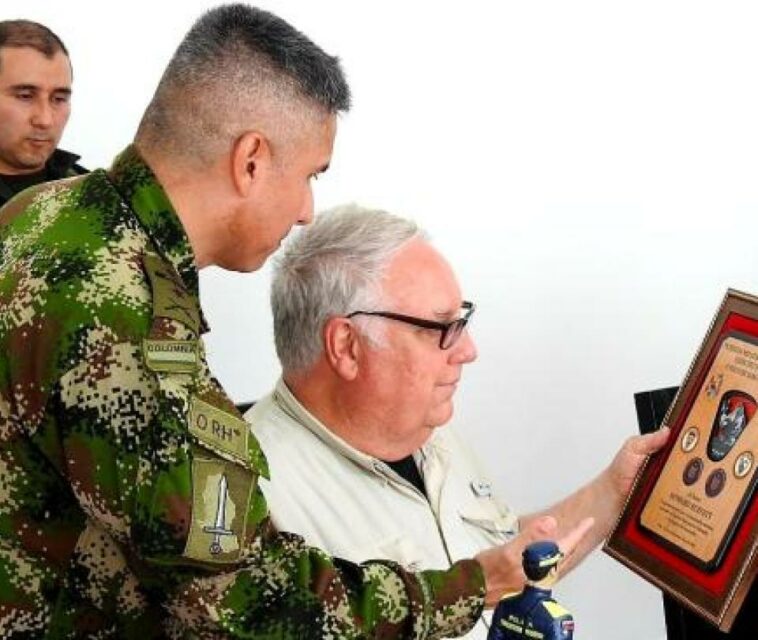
[0,19,85,207]
[247,204,669,639]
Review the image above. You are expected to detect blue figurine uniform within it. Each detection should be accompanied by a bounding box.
[489,541,575,639]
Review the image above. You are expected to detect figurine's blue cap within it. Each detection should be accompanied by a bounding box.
[523,541,563,570]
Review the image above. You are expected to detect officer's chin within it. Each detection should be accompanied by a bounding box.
[220,250,268,273]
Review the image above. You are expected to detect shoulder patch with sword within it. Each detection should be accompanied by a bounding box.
[184,455,257,564]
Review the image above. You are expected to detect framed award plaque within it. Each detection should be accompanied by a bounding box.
[605,289,758,631]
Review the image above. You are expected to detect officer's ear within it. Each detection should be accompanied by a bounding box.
[230,131,271,197]
[324,317,360,381]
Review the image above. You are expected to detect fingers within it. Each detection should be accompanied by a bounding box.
[610,429,670,496]
[520,515,557,541]
[626,426,670,456]
[650,425,671,449]
[478,517,558,607]
[478,515,595,607]
[501,516,557,570]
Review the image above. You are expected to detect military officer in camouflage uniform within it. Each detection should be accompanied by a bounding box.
[0,20,86,207]
[0,4,595,638]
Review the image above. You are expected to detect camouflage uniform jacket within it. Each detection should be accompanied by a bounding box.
[0,145,485,638]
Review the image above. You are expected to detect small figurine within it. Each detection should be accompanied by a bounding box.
[488,540,575,639]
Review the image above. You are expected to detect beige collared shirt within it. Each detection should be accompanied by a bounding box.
[246,378,519,639]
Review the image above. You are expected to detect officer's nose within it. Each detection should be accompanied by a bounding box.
[297,185,314,226]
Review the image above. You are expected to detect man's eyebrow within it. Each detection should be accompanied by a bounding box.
[8,83,39,92]
[8,84,72,95]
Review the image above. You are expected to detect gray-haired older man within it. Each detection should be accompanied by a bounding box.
[247,204,668,639]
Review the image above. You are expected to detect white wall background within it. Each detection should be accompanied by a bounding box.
[15,1,758,638]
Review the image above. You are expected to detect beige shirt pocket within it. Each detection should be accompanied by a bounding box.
[374,535,428,572]
[458,497,519,539]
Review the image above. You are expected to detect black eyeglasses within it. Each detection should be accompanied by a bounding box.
[346,301,475,350]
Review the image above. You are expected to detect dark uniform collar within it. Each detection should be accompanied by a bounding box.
[107,144,208,332]
[0,148,84,206]
[46,148,82,176]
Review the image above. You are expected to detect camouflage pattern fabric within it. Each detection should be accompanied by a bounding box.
[0,145,485,638]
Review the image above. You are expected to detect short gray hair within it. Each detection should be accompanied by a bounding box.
[272,204,427,373]
[136,4,350,167]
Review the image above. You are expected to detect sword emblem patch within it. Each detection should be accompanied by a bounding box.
[184,454,256,563]
[203,473,235,555]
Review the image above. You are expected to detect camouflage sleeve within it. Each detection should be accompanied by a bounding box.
[51,325,484,638]
[167,529,484,638]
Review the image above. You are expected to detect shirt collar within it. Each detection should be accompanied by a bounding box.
[107,145,200,299]
[272,377,449,475]
[47,148,81,174]
[273,378,378,471]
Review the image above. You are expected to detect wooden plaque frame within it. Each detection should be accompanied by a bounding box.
[605,289,758,631]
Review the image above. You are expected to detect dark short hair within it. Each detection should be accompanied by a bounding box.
[0,20,69,62]
[137,4,350,164]
[168,4,350,113]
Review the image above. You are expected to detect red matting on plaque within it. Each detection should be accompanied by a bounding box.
[620,312,758,596]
